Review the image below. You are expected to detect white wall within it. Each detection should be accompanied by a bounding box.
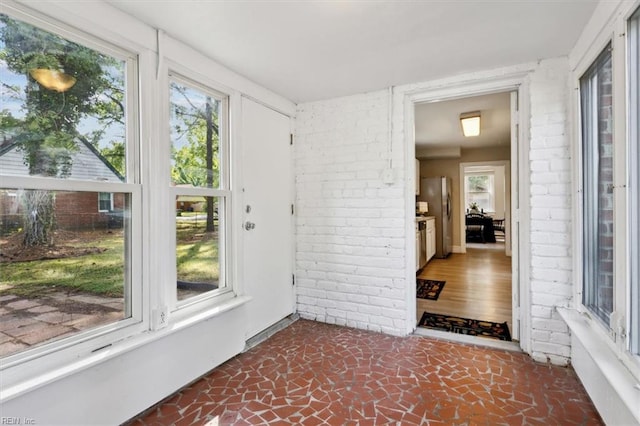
[527,57,574,364]
[1,1,296,424]
[295,59,575,362]
[295,91,408,335]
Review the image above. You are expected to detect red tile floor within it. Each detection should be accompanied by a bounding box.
[127,319,603,425]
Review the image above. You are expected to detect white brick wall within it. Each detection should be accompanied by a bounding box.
[295,91,407,335]
[295,59,575,364]
[528,58,573,365]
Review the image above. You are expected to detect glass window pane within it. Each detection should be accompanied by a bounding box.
[580,44,614,324]
[98,192,113,212]
[0,14,127,182]
[0,189,130,358]
[465,174,494,212]
[176,196,223,301]
[169,81,222,189]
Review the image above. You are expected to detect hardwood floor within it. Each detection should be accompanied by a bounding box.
[416,242,512,332]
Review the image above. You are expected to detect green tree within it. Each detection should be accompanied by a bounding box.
[100,141,125,177]
[171,84,220,232]
[1,14,125,246]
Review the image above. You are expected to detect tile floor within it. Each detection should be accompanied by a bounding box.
[128,319,603,425]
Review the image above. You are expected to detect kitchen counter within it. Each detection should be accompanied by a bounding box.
[415,216,435,222]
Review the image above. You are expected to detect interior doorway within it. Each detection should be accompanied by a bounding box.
[412,87,522,343]
[459,161,511,256]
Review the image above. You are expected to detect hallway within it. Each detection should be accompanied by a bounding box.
[128,319,602,425]
[417,243,512,331]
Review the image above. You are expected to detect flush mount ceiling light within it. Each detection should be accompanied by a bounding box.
[460,111,481,137]
[29,69,77,93]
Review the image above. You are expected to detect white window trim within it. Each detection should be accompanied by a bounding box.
[464,172,496,213]
[0,0,294,406]
[0,3,147,390]
[157,66,235,320]
[0,177,145,379]
[570,0,640,384]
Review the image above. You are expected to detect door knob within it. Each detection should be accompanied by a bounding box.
[244,221,256,230]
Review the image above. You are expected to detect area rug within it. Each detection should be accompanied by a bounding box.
[416,279,446,301]
[418,311,512,341]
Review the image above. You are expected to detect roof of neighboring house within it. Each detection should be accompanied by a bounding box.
[0,137,124,183]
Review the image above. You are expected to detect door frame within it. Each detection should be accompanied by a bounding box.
[240,96,296,339]
[404,74,531,350]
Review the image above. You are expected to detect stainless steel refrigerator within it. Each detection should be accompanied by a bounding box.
[419,176,453,258]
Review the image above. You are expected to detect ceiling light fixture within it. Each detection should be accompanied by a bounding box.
[29,69,77,93]
[460,111,481,137]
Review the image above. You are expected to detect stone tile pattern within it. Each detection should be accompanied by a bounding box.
[129,320,603,425]
[0,293,123,357]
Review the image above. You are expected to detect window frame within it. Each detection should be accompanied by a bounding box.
[573,1,640,377]
[163,70,234,315]
[627,6,640,356]
[98,192,114,212]
[0,6,145,373]
[578,42,615,326]
[464,172,495,213]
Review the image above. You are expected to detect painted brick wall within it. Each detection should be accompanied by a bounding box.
[295,59,576,364]
[294,91,408,336]
[528,58,573,364]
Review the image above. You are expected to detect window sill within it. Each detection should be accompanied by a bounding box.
[557,307,640,424]
[0,295,251,403]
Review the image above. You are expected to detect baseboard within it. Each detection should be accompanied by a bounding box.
[452,245,465,253]
[244,313,299,351]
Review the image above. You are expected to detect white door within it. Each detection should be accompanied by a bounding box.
[241,97,293,338]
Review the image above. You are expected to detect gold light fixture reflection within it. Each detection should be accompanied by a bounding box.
[460,111,481,137]
[29,69,77,93]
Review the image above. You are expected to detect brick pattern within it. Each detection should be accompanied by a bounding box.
[528,58,573,364]
[295,60,578,364]
[0,191,125,232]
[294,91,407,335]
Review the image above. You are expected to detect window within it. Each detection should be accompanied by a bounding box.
[98,192,114,212]
[0,13,139,360]
[465,173,494,213]
[169,76,229,305]
[628,7,640,354]
[579,43,614,325]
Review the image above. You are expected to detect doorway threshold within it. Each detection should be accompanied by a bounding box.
[413,326,521,352]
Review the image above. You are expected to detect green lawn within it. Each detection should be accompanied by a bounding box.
[0,222,219,298]
[176,221,219,284]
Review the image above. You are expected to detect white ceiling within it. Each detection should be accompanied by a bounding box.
[415,91,511,150]
[105,0,598,104]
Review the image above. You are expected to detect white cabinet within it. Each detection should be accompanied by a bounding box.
[416,226,421,272]
[415,158,420,195]
[426,217,436,262]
